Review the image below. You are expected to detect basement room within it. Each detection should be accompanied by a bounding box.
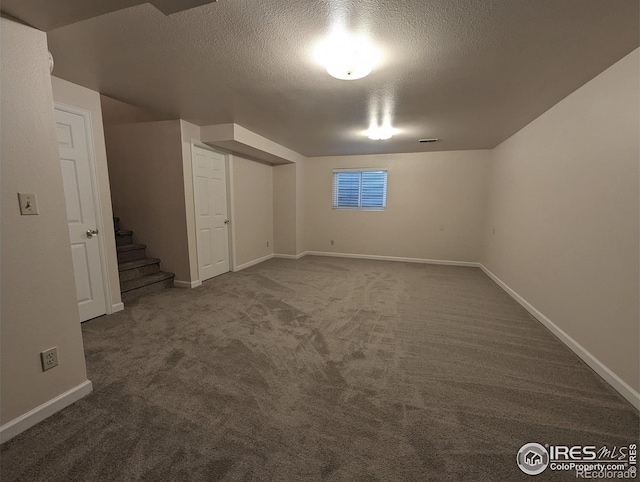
[1,1,638,480]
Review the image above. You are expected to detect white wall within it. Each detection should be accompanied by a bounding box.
[180,121,201,283]
[51,77,122,310]
[100,95,172,125]
[104,120,193,282]
[304,150,491,261]
[231,156,274,267]
[1,19,90,428]
[105,119,275,281]
[295,158,306,255]
[273,160,306,257]
[482,49,639,396]
[273,164,297,256]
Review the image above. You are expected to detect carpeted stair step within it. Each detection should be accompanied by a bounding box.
[117,243,147,263]
[115,229,134,246]
[120,271,175,303]
[118,257,161,282]
[113,217,174,302]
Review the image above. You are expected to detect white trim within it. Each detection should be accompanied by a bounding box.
[332,207,385,212]
[111,302,124,313]
[54,103,114,318]
[174,280,202,289]
[0,380,93,443]
[191,140,216,151]
[273,252,308,260]
[479,264,640,411]
[234,254,274,272]
[304,251,479,267]
[333,168,388,173]
[227,154,238,271]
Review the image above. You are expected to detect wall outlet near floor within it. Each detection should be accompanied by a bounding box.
[41,347,59,371]
[439,224,445,231]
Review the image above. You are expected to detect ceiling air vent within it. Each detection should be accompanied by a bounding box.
[419,138,439,143]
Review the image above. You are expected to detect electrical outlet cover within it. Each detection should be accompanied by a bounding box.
[41,347,59,371]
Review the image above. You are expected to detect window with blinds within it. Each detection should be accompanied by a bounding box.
[332,169,387,210]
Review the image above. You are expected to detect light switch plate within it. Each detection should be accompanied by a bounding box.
[18,193,39,215]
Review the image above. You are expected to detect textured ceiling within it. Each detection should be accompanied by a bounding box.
[18,1,640,156]
[1,0,218,31]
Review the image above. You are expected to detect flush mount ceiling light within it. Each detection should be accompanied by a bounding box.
[315,33,379,80]
[366,123,394,140]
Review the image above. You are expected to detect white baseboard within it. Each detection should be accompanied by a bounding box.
[0,380,93,443]
[174,280,202,289]
[234,254,274,272]
[479,264,640,411]
[305,251,479,267]
[107,301,124,315]
[274,252,308,260]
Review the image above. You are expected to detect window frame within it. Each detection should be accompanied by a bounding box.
[332,168,388,211]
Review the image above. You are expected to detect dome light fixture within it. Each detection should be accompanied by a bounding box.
[367,122,394,140]
[315,32,379,80]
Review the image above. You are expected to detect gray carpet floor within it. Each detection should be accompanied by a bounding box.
[1,257,638,481]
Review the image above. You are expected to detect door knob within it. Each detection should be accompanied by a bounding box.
[86,229,99,238]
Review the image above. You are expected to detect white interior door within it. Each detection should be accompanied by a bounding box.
[55,107,106,322]
[193,146,230,281]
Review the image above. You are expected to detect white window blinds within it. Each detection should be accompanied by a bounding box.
[332,169,387,210]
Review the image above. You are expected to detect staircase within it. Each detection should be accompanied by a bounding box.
[114,217,175,303]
